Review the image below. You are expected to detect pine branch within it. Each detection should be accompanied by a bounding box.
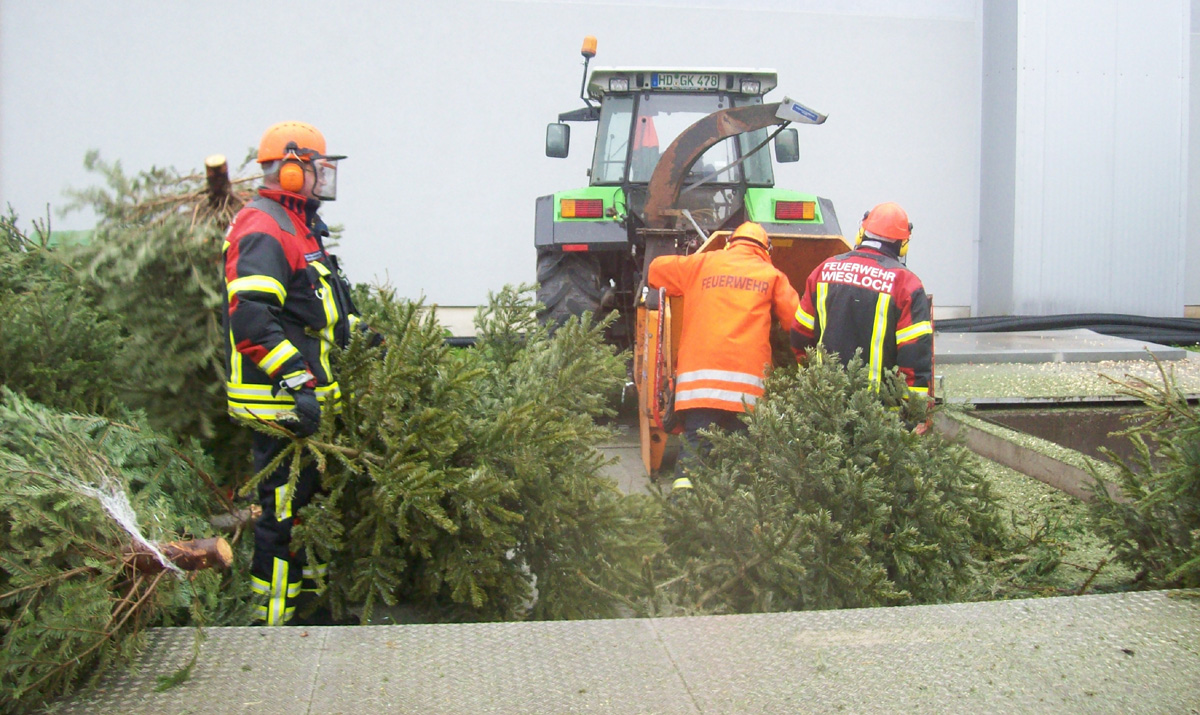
[0,565,98,601]
[23,570,167,697]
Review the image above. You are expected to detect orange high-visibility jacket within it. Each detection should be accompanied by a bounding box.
[647,242,800,413]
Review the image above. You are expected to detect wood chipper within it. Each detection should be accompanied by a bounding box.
[536,36,851,475]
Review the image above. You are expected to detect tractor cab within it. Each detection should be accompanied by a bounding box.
[550,68,796,236]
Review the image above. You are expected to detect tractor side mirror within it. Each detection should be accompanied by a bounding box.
[774,128,799,163]
[546,123,571,158]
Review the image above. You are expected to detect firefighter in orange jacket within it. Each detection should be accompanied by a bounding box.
[790,202,933,398]
[647,221,800,495]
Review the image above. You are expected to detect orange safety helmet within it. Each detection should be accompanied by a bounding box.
[860,202,912,242]
[257,121,329,163]
[257,121,345,200]
[728,221,771,250]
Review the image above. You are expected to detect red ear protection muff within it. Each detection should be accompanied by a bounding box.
[279,159,305,193]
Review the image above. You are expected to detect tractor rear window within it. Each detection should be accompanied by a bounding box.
[590,92,776,186]
[628,93,737,184]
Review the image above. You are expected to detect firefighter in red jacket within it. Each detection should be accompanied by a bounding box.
[224,120,374,625]
[790,202,933,399]
[647,221,800,495]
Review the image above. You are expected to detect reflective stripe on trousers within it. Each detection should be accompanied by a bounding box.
[251,557,301,626]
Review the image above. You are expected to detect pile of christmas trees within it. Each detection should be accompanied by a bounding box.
[4,152,1194,710]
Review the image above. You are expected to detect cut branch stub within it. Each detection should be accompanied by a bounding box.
[125,537,234,573]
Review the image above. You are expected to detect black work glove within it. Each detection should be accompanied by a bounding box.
[277,387,321,438]
[365,327,385,349]
[357,322,386,360]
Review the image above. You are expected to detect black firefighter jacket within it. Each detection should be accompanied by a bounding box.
[790,246,933,396]
[222,189,363,422]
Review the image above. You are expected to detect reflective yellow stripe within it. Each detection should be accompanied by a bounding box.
[316,275,338,380]
[250,575,271,594]
[226,382,342,421]
[896,320,933,344]
[255,605,295,623]
[227,404,290,420]
[869,293,891,389]
[269,558,289,626]
[311,261,332,276]
[227,382,341,398]
[258,341,299,376]
[288,580,302,598]
[908,385,929,395]
[795,306,815,331]
[275,485,292,521]
[222,240,230,253]
[227,275,287,304]
[303,563,328,579]
[229,328,243,384]
[348,314,362,331]
[227,383,279,400]
[815,283,829,346]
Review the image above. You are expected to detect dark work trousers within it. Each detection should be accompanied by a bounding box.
[249,432,325,625]
[674,407,748,482]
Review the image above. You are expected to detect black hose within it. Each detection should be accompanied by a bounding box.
[936,314,1200,346]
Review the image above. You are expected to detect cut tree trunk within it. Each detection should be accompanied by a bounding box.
[126,537,234,573]
[205,154,231,208]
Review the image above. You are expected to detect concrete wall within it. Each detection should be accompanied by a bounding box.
[981,0,1191,316]
[0,0,982,313]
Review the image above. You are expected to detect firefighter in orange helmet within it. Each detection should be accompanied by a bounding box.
[790,202,933,399]
[647,221,800,495]
[223,120,376,625]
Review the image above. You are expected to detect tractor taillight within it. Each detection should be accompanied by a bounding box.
[775,200,816,221]
[561,198,604,219]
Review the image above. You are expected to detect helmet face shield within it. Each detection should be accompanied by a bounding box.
[312,158,339,201]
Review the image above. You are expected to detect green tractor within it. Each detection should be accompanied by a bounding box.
[536,35,846,351]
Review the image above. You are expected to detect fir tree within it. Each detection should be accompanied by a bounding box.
[0,391,242,713]
[643,350,1006,615]
[0,209,124,416]
[254,286,661,622]
[1087,360,1200,588]
[64,152,257,477]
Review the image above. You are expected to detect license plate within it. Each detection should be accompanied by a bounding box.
[652,72,720,91]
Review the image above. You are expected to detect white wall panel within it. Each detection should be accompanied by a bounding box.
[1012,0,1188,315]
[978,0,1017,315]
[1187,0,1200,309]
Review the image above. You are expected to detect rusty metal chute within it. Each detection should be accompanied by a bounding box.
[643,102,788,230]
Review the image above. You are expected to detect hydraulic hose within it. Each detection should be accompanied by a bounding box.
[936,314,1200,346]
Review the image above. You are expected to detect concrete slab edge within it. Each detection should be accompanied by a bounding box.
[932,411,1120,502]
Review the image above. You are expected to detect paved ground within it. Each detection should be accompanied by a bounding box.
[54,590,1200,714]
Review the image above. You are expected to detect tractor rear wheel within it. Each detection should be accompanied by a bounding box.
[536,248,603,327]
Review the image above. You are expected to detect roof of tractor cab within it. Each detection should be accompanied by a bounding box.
[586,67,778,99]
